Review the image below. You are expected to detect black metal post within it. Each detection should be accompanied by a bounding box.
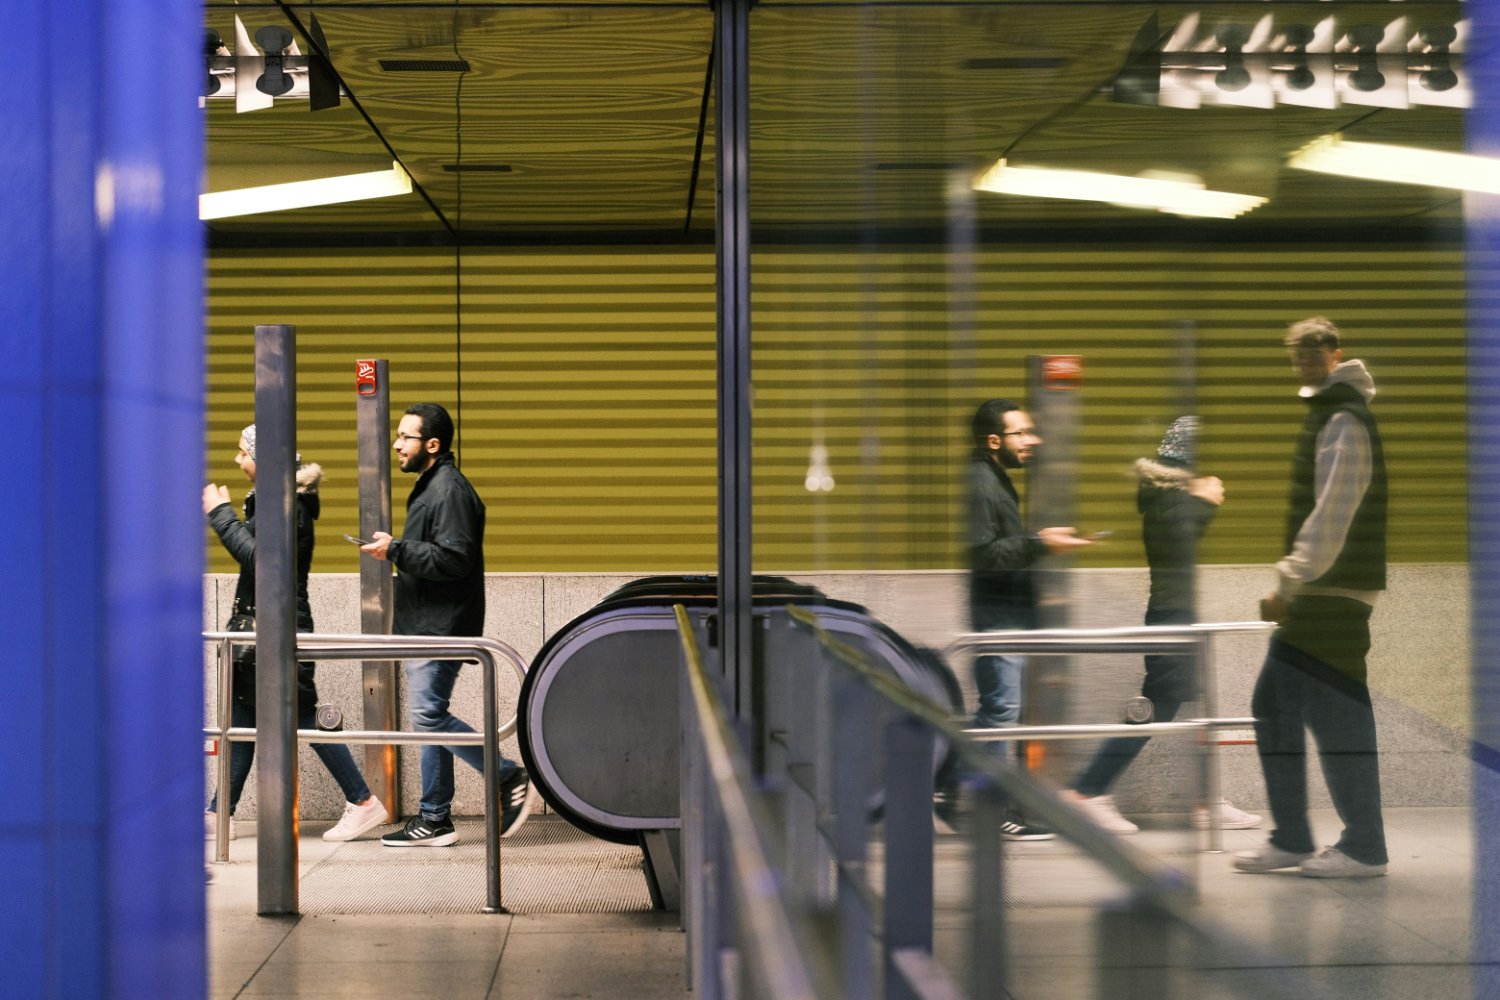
[714,0,753,722]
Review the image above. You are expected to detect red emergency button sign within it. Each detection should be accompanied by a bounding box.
[356,359,378,396]
[1042,355,1082,388]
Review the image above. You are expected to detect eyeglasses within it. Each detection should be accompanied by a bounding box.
[394,433,429,444]
[1001,429,1037,437]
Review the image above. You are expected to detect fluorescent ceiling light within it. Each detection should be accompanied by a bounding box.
[199,161,412,220]
[972,159,1267,219]
[1287,134,1500,194]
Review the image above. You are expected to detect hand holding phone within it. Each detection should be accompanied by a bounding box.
[343,533,371,546]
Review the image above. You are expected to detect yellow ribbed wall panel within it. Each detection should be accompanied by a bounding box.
[206,243,1465,574]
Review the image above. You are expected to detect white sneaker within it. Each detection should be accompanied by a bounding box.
[205,810,236,841]
[1233,844,1313,873]
[1063,791,1139,835]
[1194,799,1262,830]
[323,796,387,842]
[1300,847,1387,878]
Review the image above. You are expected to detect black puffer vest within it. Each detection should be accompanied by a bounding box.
[1284,381,1387,591]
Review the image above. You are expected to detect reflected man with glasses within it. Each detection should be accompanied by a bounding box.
[962,398,1093,840]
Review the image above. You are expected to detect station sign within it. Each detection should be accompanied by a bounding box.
[356,359,379,396]
[1042,354,1082,389]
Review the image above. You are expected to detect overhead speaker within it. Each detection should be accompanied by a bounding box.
[306,13,342,112]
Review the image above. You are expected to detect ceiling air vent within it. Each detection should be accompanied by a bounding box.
[379,58,471,73]
[963,57,1066,70]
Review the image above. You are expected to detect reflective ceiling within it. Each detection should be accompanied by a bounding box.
[203,1,1470,243]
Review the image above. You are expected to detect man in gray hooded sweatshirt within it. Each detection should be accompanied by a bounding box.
[1235,317,1390,878]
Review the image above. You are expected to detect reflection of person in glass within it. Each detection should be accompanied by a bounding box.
[1235,317,1389,878]
[965,398,1092,841]
[203,424,387,843]
[1063,417,1260,834]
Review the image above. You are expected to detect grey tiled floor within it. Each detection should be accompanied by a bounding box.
[207,815,687,1000]
[935,806,1478,1000]
[208,807,1477,1000]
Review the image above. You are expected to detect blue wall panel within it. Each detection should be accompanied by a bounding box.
[1472,0,1500,989]
[0,0,205,993]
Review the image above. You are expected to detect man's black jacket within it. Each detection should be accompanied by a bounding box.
[391,453,486,637]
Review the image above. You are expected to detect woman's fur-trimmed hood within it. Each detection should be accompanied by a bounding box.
[1135,456,1192,491]
[295,462,324,493]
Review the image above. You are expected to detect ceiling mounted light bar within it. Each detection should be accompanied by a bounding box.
[1287,134,1500,195]
[1112,12,1469,110]
[199,161,412,220]
[972,160,1267,219]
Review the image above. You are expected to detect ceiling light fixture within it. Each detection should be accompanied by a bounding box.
[1111,12,1468,110]
[202,15,342,111]
[199,161,413,220]
[1287,134,1500,194]
[972,160,1266,219]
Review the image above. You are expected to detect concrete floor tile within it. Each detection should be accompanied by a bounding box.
[1207,962,1475,1000]
[240,960,500,998]
[268,913,512,963]
[503,911,682,935]
[212,961,268,999]
[490,928,687,999]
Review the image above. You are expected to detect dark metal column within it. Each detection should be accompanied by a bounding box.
[355,359,398,816]
[255,324,300,914]
[1023,355,1081,775]
[714,0,753,716]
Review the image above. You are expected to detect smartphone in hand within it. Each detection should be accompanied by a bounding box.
[343,533,371,546]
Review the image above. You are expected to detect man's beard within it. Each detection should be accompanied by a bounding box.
[998,446,1025,470]
[400,453,432,474]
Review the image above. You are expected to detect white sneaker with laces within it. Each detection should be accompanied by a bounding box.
[205,810,236,841]
[1064,791,1139,835]
[323,796,387,842]
[1300,846,1387,878]
[1233,844,1313,873]
[1194,799,1262,830]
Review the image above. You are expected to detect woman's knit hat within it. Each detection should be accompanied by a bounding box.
[1157,416,1198,465]
[242,424,301,464]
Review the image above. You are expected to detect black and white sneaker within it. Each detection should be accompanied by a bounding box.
[999,817,1056,842]
[381,814,458,848]
[500,768,533,838]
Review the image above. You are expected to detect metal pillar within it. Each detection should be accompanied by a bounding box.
[1469,2,1500,989]
[1023,355,1081,775]
[254,324,300,914]
[355,358,399,815]
[714,0,753,719]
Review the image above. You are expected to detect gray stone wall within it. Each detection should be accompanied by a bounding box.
[205,564,1470,820]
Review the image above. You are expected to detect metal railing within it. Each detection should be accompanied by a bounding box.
[676,606,822,1000]
[948,621,1274,852]
[203,630,528,913]
[675,604,1334,1000]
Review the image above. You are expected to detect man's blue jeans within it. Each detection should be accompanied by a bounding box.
[973,653,1023,761]
[406,658,520,822]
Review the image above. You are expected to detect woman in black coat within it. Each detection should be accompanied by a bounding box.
[203,425,387,843]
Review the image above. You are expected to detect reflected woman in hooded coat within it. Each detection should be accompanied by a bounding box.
[1063,417,1261,834]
